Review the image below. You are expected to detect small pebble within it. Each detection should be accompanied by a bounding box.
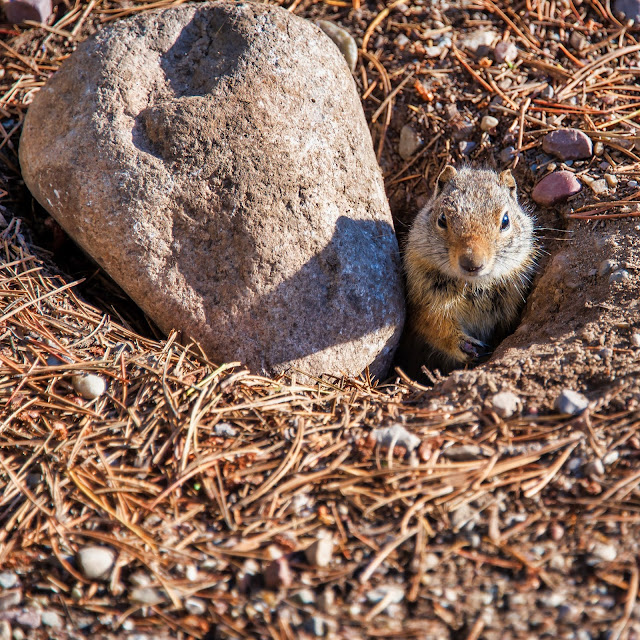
[461,29,497,53]
[631,333,640,347]
[584,458,605,476]
[604,173,618,188]
[493,40,518,63]
[603,450,620,465]
[317,588,335,614]
[129,586,165,605]
[184,597,206,616]
[373,424,420,452]
[264,557,293,590]
[594,141,604,155]
[41,611,63,629]
[366,584,405,605]
[480,115,499,132]
[531,171,581,206]
[15,610,41,629]
[569,30,586,50]
[555,389,589,415]
[442,444,485,460]
[76,545,116,581]
[305,616,326,637]
[3,0,52,23]
[609,269,630,283]
[459,140,477,155]
[292,589,315,605]
[628,179,638,188]
[424,45,443,58]
[0,590,21,611]
[499,146,516,163]
[0,573,18,590]
[588,179,609,195]
[615,0,640,22]
[396,33,410,48]
[12,629,24,640]
[71,373,107,400]
[0,621,9,640]
[589,542,617,563]
[549,522,565,541]
[398,124,422,160]
[542,129,593,160]
[317,21,358,72]
[214,423,237,438]
[491,391,520,418]
[598,259,617,277]
[304,536,333,568]
[540,84,554,99]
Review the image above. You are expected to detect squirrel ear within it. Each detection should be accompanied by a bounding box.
[436,165,457,190]
[499,169,517,192]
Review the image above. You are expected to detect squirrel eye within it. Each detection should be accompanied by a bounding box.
[500,212,510,230]
[437,213,447,229]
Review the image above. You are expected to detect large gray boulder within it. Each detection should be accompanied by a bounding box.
[20,1,404,378]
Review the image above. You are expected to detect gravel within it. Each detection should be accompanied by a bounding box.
[555,389,589,415]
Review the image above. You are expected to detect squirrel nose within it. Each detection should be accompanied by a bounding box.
[459,255,484,274]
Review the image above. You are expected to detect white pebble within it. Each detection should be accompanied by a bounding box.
[609,269,630,284]
[480,115,499,131]
[631,333,640,347]
[589,542,617,563]
[129,586,165,605]
[41,611,63,629]
[72,373,107,400]
[491,391,520,418]
[317,20,358,72]
[604,173,618,188]
[555,389,589,415]
[373,424,421,452]
[603,450,619,465]
[76,545,115,580]
[185,597,206,615]
[305,536,333,568]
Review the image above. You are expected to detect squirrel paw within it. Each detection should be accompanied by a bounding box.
[459,336,485,361]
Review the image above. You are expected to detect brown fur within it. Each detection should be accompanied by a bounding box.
[402,165,537,374]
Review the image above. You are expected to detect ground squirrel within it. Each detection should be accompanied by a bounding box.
[402,165,537,374]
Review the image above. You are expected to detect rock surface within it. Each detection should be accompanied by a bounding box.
[531,171,582,206]
[616,0,640,21]
[20,1,404,379]
[542,129,593,160]
[3,0,52,23]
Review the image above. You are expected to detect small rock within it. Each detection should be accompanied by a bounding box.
[569,31,586,50]
[609,269,630,283]
[604,173,618,188]
[615,0,640,22]
[480,115,499,132]
[555,389,589,415]
[305,537,333,568]
[12,628,24,640]
[542,129,593,160]
[396,33,410,48]
[459,140,477,155]
[588,178,609,195]
[129,587,165,605]
[292,589,315,605]
[549,522,565,541]
[491,391,520,418]
[594,141,604,155]
[366,584,405,604]
[628,179,638,188]
[589,542,617,563]
[603,450,620,465]
[214,423,237,438]
[317,588,335,613]
[540,84,554,99]
[0,590,21,611]
[0,621,10,640]
[3,0,52,23]
[71,373,107,400]
[631,333,640,347]
[41,611,63,629]
[584,458,605,476]
[531,171,581,206]
[0,573,18,590]
[317,20,358,72]
[460,29,497,54]
[424,45,443,58]
[598,259,617,277]
[305,616,326,637]
[76,545,116,581]
[493,40,518,63]
[264,557,293,590]
[398,124,422,160]
[442,444,485,460]
[184,597,206,616]
[372,424,420,452]
[500,146,516,163]
[15,609,41,629]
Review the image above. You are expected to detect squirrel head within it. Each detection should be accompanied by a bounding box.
[409,165,535,285]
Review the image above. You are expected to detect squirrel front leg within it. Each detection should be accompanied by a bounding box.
[412,306,483,365]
